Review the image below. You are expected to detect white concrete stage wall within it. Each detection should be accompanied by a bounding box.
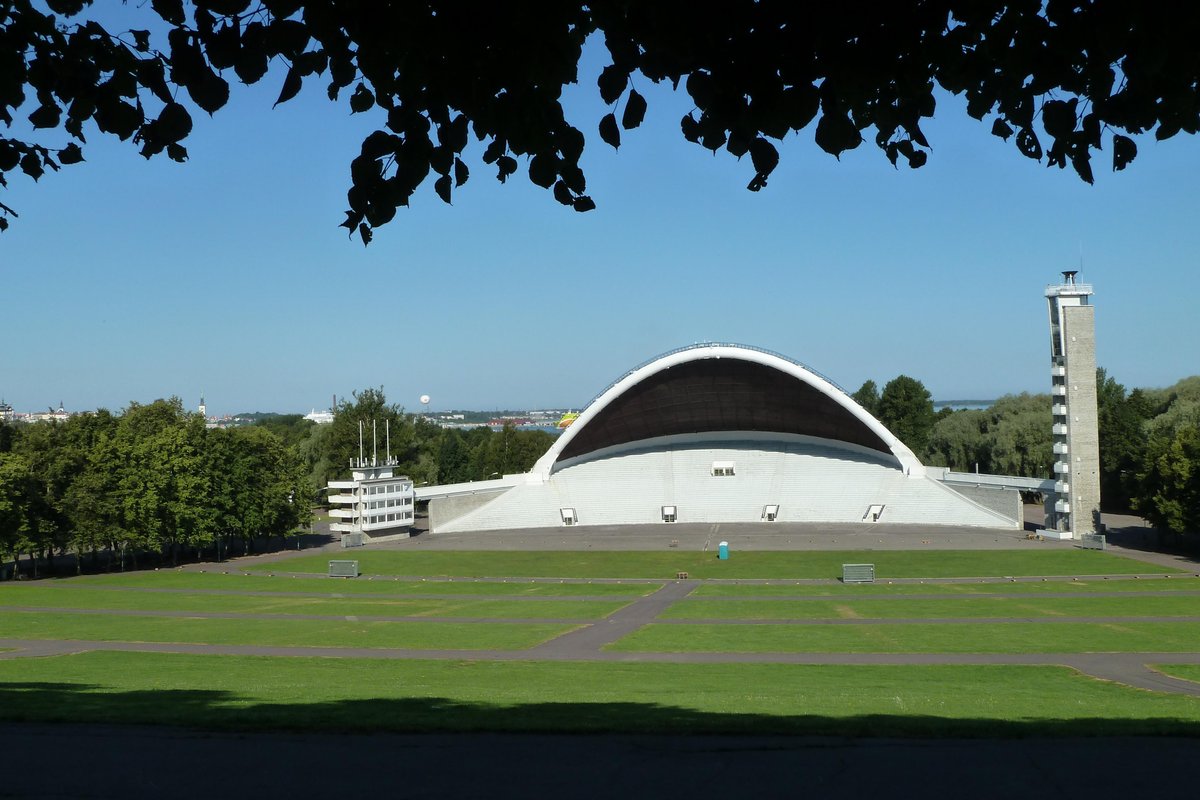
[437,436,1014,533]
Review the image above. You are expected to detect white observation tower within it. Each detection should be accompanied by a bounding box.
[1045,271,1100,537]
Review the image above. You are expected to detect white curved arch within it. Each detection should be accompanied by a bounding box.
[530,344,925,480]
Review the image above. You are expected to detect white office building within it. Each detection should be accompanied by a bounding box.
[327,458,415,542]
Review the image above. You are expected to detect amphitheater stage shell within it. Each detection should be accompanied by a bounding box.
[430,344,1019,533]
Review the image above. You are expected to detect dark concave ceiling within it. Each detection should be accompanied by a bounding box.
[557,358,891,463]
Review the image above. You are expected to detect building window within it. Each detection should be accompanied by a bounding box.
[712,461,735,477]
[662,505,677,523]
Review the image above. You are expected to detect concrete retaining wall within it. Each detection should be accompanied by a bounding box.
[429,490,510,531]
[945,484,1024,527]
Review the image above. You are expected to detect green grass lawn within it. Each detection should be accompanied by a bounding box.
[257,550,1167,579]
[1155,665,1200,685]
[661,595,1200,620]
[691,577,1200,596]
[610,621,1200,654]
[2,652,1199,737]
[0,611,574,651]
[0,587,628,620]
[59,571,656,596]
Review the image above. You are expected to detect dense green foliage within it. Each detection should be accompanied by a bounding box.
[299,387,556,492]
[925,392,1053,477]
[0,388,556,577]
[877,376,938,455]
[0,399,313,577]
[856,369,1200,535]
[851,380,880,416]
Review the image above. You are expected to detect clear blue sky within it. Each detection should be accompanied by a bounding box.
[3,19,1198,416]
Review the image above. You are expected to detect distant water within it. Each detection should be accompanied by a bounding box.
[934,401,993,412]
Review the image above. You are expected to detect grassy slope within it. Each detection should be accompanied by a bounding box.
[2,652,1198,737]
[1156,665,1200,685]
[661,595,1200,620]
[0,612,573,651]
[60,572,656,596]
[610,621,1200,654]
[0,587,629,620]
[260,550,1168,579]
[691,578,1200,596]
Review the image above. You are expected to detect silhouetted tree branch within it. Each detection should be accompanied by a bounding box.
[4,1,1198,241]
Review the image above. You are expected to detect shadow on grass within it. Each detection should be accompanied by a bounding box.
[1106,525,1200,566]
[3,682,1198,739]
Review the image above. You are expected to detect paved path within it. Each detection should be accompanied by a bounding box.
[8,604,1200,627]
[527,580,698,656]
[131,569,1200,584]
[4,638,1200,696]
[689,589,1200,600]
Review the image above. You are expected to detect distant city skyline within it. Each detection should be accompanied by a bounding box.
[0,393,1123,420]
[3,21,1197,416]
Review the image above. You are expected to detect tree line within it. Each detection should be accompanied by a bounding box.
[853,372,1200,536]
[4,372,1196,579]
[0,388,556,578]
[0,398,313,578]
[296,388,556,491]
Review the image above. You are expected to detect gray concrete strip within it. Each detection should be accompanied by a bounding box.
[0,640,88,659]
[373,520,1075,551]
[0,606,606,625]
[8,604,1200,626]
[4,637,1200,698]
[0,638,553,660]
[31,585,644,601]
[526,580,699,657]
[1061,654,1200,697]
[688,590,1200,601]
[653,616,1200,625]
[703,574,1197,585]
[246,571,672,584]
[5,637,1200,669]
[182,570,1200,586]
[1105,547,1198,571]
